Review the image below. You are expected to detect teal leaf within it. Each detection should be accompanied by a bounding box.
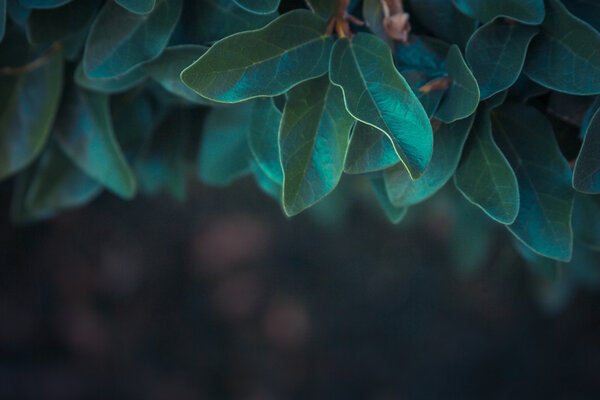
[83,0,182,78]
[250,160,281,201]
[280,75,353,216]
[54,86,137,199]
[454,107,519,224]
[198,102,253,186]
[0,46,63,180]
[0,0,5,42]
[330,33,433,179]
[452,0,545,25]
[581,96,600,138]
[75,63,146,93]
[116,0,156,14]
[572,193,600,250]
[26,0,100,44]
[370,173,407,224]
[466,20,538,99]
[135,111,188,201]
[181,10,333,103]
[395,35,449,76]
[486,90,508,109]
[573,103,600,193]
[384,116,474,208]
[363,0,393,48]
[402,70,447,117]
[181,0,276,45]
[18,0,72,8]
[492,103,574,261]
[434,44,480,123]
[409,0,476,47]
[248,97,283,184]
[112,92,155,160]
[562,0,600,32]
[233,0,279,15]
[7,0,30,26]
[344,122,400,174]
[142,45,212,105]
[523,0,600,95]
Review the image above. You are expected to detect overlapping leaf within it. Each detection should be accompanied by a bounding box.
[370,173,406,224]
[573,103,600,193]
[453,0,545,24]
[116,0,156,14]
[409,0,476,47]
[233,0,279,15]
[248,98,283,184]
[344,122,400,174]
[75,63,147,93]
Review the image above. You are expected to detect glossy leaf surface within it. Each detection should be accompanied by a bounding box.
[384,116,474,208]
[435,45,480,123]
[466,20,538,99]
[454,107,519,224]
[280,75,353,216]
[344,122,399,174]
[492,103,574,261]
[248,98,283,184]
[181,10,333,103]
[83,0,182,78]
[330,34,433,179]
[54,86,136,199]
[573,104,600,193]
[523,0,600,95]
[453,0,545,24]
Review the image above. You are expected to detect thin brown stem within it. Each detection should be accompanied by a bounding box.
[0,42,62,76]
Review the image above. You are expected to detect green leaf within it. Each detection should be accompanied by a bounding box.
[486,90,508,109]
[330,33,433,179]
[75,62,146,93]
[402,70,446,117]
[466,20,538,99]
[18,0,72,8]
[181,0,276,45]
[395,35,449,76]
[116,0,156,14]
[279,75,353,216]
[370,173,407,224]
[308,0,336,19]
[0,0,6,42]
[142,45,212,105]
[0,46,63,180]
[135,110,188,201]
[198,101,253,186]
[181,10,333,103]
[492,103,574,261]
[233,0,279,15]
[363,0,393,48]
[582,96,600,138]
[26,0,100,44]
[344,122,400,174]
[573,103,600,193]
[409,0,476,47]
[83,0,182,78]
[384,116,474,208]
[454,107,519,224]
[572,193,600,250]
[452,0,545,25]
[434,44,480,123]
[248,97,283,184]
[523,0,600,95]
[54,86,137,199]
[562,0,600,32]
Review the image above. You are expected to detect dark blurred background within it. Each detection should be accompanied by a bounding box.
[1,179,600,400]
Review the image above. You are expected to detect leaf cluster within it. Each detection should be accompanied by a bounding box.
[1,0,600,275]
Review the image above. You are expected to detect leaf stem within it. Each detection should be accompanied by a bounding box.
[0,42,62,76]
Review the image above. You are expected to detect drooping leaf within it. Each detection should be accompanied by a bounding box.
[280,75,353,216]
[330,33,433,179]
[434,44,480,123]
[408,0,476,47]
[83,0,182,78]
[26,0,100,44]
[198,101,253,186]
[75,63,147,93]
[135,110,189,201]
[54,86,137,199]
[573,103,600,193]
[454,107,519,224]
[116,0,156,14]
[492,103,574,261]
[233,0,279,15]
[181,0,276,45]
[18,0,73,8]
[181,10,333,103]
[0,46,63,180]
[452,0,545,25]
[562,0,600,32]
[370,173,407,224]
[248,97,283,184]
[344,122,400,174]
[384,116,474,208]
[466,20,538,99]
[523,0,600,95]
[572,193,600,250]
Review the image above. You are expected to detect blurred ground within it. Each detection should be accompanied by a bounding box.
[1,179,599,400]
